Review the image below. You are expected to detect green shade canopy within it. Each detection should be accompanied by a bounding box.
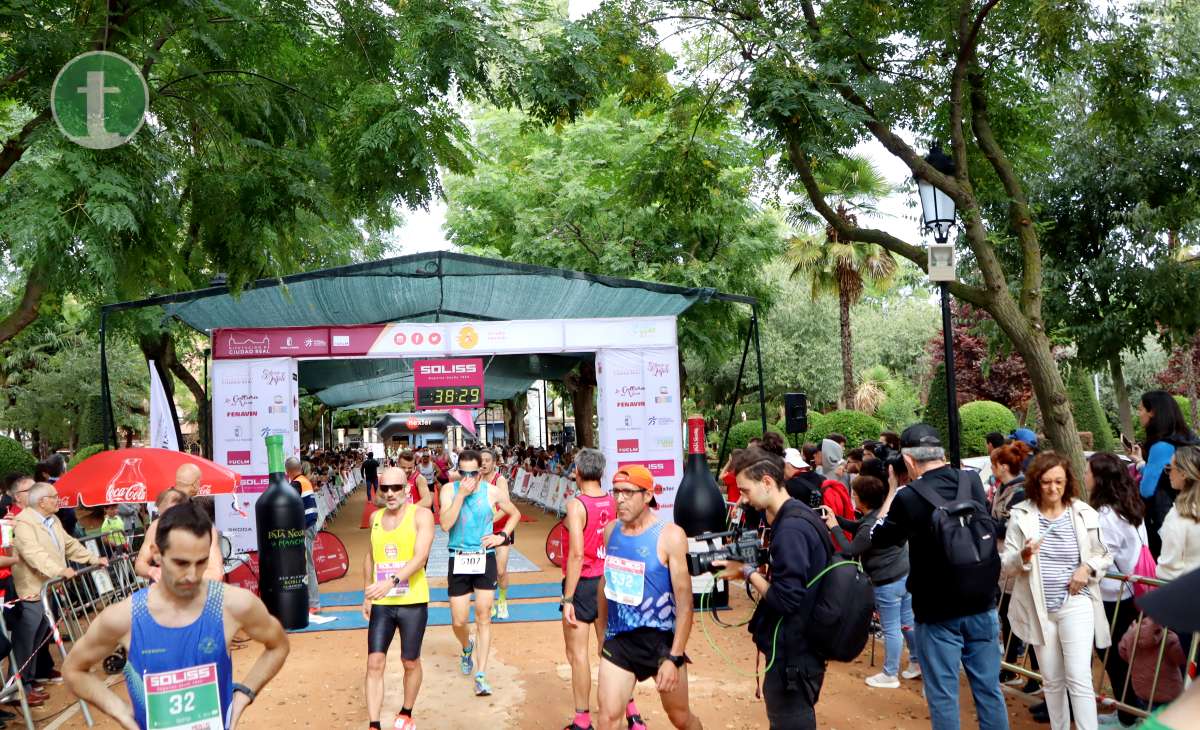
[106,252,753,410]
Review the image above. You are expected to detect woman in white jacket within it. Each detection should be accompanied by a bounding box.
[1001,452,1113,730]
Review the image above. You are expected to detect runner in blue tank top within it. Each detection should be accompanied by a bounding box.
[597,465,702,730]
[64,502,290,730]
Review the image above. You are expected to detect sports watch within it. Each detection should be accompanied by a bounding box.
[666,654,686,668]
[233,682,256,704]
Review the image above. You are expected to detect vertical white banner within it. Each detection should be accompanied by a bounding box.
[212,357,299,554]
[147,360,180,451]
[596,346,683,521]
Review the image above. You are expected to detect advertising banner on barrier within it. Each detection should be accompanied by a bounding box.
[211,357,299,554]
[596,346,683,520]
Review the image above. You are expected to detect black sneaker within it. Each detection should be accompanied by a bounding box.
[1021,678,1043,695]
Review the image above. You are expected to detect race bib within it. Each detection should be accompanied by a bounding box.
[144,663,222,730]
[375,561,409,597]
[455,552,486,575]
[604,555,646,606]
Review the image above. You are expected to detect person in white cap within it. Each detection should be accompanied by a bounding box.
[783,448,823,509]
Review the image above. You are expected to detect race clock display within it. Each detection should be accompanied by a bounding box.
[415,386,483,408]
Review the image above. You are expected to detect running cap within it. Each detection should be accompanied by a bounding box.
[1008,428,1038,448]
[783,448,809,469]
[613,465,660,507]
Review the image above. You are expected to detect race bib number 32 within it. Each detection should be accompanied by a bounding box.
[144,663,222,730]
[604,555,646,606]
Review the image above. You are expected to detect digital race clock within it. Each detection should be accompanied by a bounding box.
[415,386,484,408]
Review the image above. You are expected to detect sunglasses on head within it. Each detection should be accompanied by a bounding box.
[378,483,406,493]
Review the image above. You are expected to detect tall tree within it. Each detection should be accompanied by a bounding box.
[786,155,896,407]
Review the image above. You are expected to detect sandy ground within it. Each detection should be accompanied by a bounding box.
[31,487,1044,729]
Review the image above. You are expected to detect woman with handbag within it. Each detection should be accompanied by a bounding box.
[1002,452,1113,730]
[1087,452,1152,726]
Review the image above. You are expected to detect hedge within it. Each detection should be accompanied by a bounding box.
[76,395,108,450]
[924,364,950,446]
[778,411,824,448]
[0,437,35,478]
[959,401,1018,458]
[69,443,107,469]
[726,420,788,451]
[1067,368,1115,452]
[802,410,884,449]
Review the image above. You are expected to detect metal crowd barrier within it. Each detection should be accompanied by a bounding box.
[998,571,1198,720]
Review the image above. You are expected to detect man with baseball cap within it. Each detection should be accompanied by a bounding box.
[869,424,1007,730]
[783,448,822,509]
[596,465,701,730]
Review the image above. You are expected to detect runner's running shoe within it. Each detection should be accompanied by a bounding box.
[474,672,492,697]
[627,713,648,730]
[393,714,417,729]
[497,597,510,620]
[460,639,475,676]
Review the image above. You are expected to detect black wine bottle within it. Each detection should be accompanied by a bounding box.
[255,434,309,630]
[673,415,729,608]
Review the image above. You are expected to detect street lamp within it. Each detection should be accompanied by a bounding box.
[916,145,962,467]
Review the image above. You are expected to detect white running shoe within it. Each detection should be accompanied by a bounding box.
[866,672,901,689]
[901,663,922,680]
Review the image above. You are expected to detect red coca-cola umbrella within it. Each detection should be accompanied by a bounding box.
[55,448,240,507]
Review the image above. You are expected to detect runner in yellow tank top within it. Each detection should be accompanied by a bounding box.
[363,467,434,730]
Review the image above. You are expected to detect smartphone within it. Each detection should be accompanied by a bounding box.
[1121,434,1134,452]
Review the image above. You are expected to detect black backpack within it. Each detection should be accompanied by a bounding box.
[910,470,1001,603]
[791,507,876,663]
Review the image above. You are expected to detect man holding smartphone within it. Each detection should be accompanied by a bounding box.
[439,450,521,697]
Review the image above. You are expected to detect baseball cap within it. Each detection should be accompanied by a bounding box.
[1137,566,1200,634]
[783,448,809,469]
[614,465,660,508]
[1008,428,1038,448]
[899,424,942,448]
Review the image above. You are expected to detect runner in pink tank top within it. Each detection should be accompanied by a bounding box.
[574,493,615,579]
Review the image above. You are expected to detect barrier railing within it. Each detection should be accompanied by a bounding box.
[998,571,1197,720]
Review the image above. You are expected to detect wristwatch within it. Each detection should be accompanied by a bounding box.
[560,595,574,605]
[391,574,402,587]
[666,654,686,668]
[741,565,757,582]
[232,682,256,704]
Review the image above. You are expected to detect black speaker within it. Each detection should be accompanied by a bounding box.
[784,392,808,434]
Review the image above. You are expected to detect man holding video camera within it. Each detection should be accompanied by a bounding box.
[711,446,831,730]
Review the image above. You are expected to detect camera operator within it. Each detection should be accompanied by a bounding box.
[711,446,830,730]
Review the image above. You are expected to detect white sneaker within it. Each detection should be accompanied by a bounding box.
[901,663,922,680]
[866,672,901,689]
[1097,712,1122,727]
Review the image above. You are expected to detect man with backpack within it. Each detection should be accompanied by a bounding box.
[870,424,1008,730]
[712,446,837,730]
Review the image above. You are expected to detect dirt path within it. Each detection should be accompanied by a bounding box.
[45,486,1042,729]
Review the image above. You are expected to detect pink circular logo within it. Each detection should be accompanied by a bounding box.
[393,333,406,345]
[429,332,442,345]
[412,333,424,345]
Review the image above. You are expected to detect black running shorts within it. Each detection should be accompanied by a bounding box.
[367,603,429,660]
[601,627,688,682]
[447,552,499,597]
[560,576,602,624]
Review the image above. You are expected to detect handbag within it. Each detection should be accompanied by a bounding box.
[1130,526,1158,599]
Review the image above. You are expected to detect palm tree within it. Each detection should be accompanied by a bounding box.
[787,155,897,408]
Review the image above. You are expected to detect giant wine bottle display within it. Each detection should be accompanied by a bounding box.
[673,415,729,608]
[256,434,309,630]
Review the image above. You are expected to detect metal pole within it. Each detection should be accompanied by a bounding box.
[203,347,210,457]
[941,282,961,467]
[541,381,549,447]
[752,308,767,437]
[483,402,489,446]
[99,308,116,449]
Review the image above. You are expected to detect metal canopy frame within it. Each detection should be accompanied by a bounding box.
[98,251,765,454]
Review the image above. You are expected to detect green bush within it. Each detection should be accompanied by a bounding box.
[0,436,35,477]
[797,411,826,447]
[876,379,922,433]
[69,443,107,468]
[923,363,950,445]
[726,419,788,451]
[803,410,884,449]
[1067,368,1115,452]
[959,401,1018,458]
[76,395,108,448]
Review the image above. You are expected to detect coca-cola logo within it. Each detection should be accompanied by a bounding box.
[106,482,147,502]
[646,361,670,377]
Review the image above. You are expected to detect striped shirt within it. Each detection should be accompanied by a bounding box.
[1037,511,1085,612]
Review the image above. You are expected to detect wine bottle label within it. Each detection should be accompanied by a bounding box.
[687,417,706,455]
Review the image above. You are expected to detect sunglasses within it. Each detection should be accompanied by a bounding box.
[459,470,480,478]
[378,483,406,493]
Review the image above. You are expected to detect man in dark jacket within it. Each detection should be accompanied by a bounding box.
[714,447,829,730]
[870,424,1007,730]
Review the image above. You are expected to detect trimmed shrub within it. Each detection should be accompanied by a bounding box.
[76,395,108,448]
[923,363,950,446]
[0,437,35,478]
[959,401,1018,458]
[726,419,787,451]
[803,410,884,449]
[69,444,107,469]
[1067,368,1115,452]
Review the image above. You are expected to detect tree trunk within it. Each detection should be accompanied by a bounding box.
[564,361,598,448]
[508,397,528,445]
[31,429,42,460]
[168,357,210,459]
[1185,336,1199,432]
[839,287,854,409]
[0,259,50,345]
[1109,355,1134,444]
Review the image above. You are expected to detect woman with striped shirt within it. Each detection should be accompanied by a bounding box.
[1002,452,1113,730]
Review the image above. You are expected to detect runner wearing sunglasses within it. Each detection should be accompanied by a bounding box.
[363,466,435,730]
[439,450,521,697]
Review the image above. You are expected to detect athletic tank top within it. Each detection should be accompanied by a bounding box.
[571,492,615,579]
[603,520,675,639]
[487,473,508,532]
[418,462,436,482]
[125,582,233,730]
[448,481,494,554]
[406,470,421,506]
[370,506,430,605]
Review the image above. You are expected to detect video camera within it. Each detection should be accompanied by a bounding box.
[686,527,768,576]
